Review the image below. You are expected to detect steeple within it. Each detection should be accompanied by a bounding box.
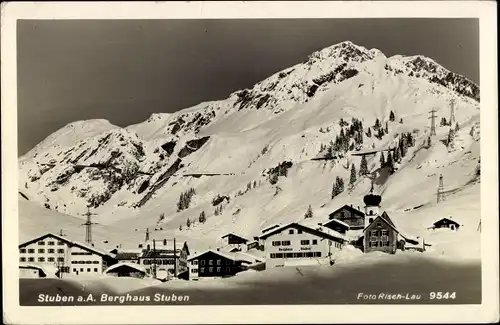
[363,180,382,227]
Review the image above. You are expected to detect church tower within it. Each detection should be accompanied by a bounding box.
[363,183,382,227]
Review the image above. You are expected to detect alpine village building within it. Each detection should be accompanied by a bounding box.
[137,239,190,277]
[259,222,345,268]
[187,249,250,280]
[18,233,113,277]
[328,205,365,230]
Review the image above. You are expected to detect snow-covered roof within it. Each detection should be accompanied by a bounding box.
[20,263,59,276]
[187,249,251,263]
[19,233,108,257]
[259,222,345,242]
[221,233,248,242]
[105,262,147,274]
[322,218,350,228]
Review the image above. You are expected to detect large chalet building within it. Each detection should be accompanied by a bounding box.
[259,222,345,268]
[137,239,190,277]
[328,204,365,230]
[18,233,113,276]
[187,249,251,280]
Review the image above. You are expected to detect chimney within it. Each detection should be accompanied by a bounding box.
[138,244,143,249]
[147,244,150,250]
[163,239,167,246]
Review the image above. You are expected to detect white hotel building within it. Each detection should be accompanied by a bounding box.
[259,222,345,268]
[18,233,110,277]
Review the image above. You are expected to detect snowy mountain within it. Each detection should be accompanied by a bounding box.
[18,41,481,254]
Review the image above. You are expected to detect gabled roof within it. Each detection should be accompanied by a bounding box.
[329,205,365,217]
[381,211,396,228]
[105,262,147,274]
[259,222,344,242]
[322,218,350,229]
[261,224,281,234]
[187,249,248,262]
[221,233,248,242]
[140,249,179,259]
[433,217,460,226]
[363,214,399,233]
[19,233,108,257]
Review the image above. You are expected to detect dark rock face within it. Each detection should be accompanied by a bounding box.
[178,136,211,158]
[160,141,177,156]
[134,158,183,208]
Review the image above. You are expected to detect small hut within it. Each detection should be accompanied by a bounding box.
[431,217,460,231]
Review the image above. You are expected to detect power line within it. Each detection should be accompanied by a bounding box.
[437,174,445,203]
[82,206,97,245]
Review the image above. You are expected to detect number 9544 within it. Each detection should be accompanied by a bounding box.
[430,292,456,300]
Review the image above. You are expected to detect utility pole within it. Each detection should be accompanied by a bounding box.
[437,174,445,203]
[173,238,177,278]
[429,108,437,136]
[82,206,97,245]
[449,97,456,126]
[153,239,157,279]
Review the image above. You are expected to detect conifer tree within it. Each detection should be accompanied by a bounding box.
[253,180,257,188]
[199,211,206,223]
[332,181,338,199]
[214,208,219,216]
[399,118,403,124]
[455,122,460,132]
[336,176,345,194]
[387,151,394,172]
[389,110,395,122]
[447,128,455,146]
[186,218,192,228]
[427,136,432,148]
[349,163,357,186]
[304,205,313,219]
[359,155,368,176]
[469,126,475,137]
[367,127,372,138]
[179,225,183,231]
[385,121,389,133]
[374,118,381,129]
[380,151,385,168]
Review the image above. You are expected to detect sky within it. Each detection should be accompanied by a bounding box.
[17,18,479,155]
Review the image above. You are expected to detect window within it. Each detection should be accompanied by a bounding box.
[57,257,64,262]
[73,268,77,273]
[38,241,45,245]
[208,260,213,265]
[20,249,26,253]
[285,253,294,258]
[289,229,294,234]
[200,260,205,266]
[298,229,303,234]
[294,252,304,258]
[200,267,205,273]
[28,257,35,262]
[226,267,231,273]
[306,252,314,257]
[58,241,64,245]
[38,257,44,262]
[276,253,284,258]
[80,268,84,272]
[28,249,35,253]
[57,249,64,254]
[217,259,221,265]
[381,241,390,247]
[38,249,45,253]
[209,267,213,272]
[369,218,374,224]
[94,268,98,272]
[48,241,55,246]
[272,241,281,247]
[217,267,221,272]
[93,261,99,264]
[71,261,77,264]
[369,211,374,216]
[377,222,382,228]
[270,253,276,259]
[48,249,55,253]
[300,240,310,245]
[86,261,92,264]
[281,240,291,246]
[48,257,54,262]
[191,269,198,274]
[20,257,26,262]
[312,240,318,245]
[87,268,91,272]
[193,260,198,265]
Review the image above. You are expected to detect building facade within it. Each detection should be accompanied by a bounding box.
[137,241,189,277]
[18,233,110,276]
[363,215,399,254]
[432,218,460,230]
[187,250,248,280]
[328,205,365,230]
[321,219,350,234]
[259,223,345,268]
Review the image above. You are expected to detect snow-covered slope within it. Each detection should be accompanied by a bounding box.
[18,41,480,255]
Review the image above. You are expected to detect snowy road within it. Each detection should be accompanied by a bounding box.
[20,255,480,305]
